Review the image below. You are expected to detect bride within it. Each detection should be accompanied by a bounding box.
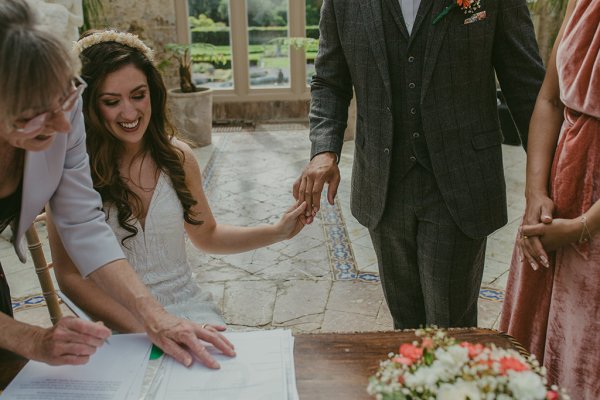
[49,30,307,332]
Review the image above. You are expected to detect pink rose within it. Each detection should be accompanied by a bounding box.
[392,356,415,366]
[460,342,484,358]
[499,356,529,374]
[421,337,434,350]
[399,343,423,362]
[546,391,559,400]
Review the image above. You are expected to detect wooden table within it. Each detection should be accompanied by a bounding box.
[293,328,525,400]
[0,328,523,399]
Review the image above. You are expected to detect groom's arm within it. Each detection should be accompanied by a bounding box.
[295,0,351,217]
[492,0,545,151]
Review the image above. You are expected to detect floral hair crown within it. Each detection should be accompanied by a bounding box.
[73,30,155,63]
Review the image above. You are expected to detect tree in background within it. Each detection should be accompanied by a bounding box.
[188,0,229,24]
[305,0,323,27]
[246,0,287,27]
[189,13,226,30]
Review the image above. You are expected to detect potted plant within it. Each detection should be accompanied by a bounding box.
[163,43,223,147]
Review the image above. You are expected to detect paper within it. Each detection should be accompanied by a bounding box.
[151,329,298,400]
[1,334,152,400]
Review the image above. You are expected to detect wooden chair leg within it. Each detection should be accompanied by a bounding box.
[25,226,62,325]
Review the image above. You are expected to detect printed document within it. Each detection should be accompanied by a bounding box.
[151,329,298,400]
[1,333,152,400]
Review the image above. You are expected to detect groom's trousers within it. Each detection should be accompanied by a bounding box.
[369,164,486,329]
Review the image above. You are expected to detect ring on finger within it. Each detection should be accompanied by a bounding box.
[201,323,208,329]
[522,235,528,240]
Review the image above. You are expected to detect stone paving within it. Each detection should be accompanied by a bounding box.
[4,124,526,333]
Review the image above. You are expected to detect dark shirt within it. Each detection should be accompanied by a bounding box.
[0,184,21,317]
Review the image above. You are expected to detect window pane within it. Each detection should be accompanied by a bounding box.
[247,0,290,88]
[188,0,233,89]
[305,0,322,85]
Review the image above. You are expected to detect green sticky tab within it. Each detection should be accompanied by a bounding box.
[150,344,164,360]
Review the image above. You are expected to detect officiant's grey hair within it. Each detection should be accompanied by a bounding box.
[0,0,78,127]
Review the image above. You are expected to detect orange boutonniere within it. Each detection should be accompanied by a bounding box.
[432,0,482,24]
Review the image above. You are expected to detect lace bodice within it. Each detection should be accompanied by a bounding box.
[104,172,223,324]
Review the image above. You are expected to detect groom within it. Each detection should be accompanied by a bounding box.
[294,0,544,328]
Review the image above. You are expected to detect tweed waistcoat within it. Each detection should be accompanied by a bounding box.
[382,0,433,181]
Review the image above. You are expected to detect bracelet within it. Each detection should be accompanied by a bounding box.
[578,215,593,244]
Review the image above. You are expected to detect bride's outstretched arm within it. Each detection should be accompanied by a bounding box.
[176,140,307,254]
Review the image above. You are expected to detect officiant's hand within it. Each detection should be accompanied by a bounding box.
[143,307,235,369]
[30,316,111,365]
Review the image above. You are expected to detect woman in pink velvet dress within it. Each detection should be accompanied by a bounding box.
[501,0,600,398]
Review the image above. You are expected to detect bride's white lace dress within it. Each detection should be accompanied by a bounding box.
[105,172,224,325]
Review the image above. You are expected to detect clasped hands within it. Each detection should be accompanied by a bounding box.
[518,193,583,270]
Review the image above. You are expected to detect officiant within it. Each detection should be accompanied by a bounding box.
[0,0,235,368]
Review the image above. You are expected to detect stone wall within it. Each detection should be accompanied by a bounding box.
[213,100,310,123]
[95,0,179,88]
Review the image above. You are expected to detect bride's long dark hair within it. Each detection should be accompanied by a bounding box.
[79,32,202,244]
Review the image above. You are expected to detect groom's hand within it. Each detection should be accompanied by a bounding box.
[293,152,340,224]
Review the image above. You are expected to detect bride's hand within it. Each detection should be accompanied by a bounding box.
[275,201,307,240]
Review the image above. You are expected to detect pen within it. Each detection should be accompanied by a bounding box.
[57,290,111,345]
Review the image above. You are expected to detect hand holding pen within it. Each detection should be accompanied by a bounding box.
[27,316,111,365]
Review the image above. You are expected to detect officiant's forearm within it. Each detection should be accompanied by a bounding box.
[0,313,42,358]
[88,259,165,325]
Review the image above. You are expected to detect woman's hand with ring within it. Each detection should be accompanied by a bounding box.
[200,323,227,332]
[518,193,554,271]
[518,227,547,270]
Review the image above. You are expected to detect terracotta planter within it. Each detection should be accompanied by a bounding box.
[167,87,213,147]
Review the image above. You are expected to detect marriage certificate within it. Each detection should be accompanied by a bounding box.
[0,333,152,400]
[149,329,298,400]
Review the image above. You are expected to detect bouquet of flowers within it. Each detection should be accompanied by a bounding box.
[367,328,569,400]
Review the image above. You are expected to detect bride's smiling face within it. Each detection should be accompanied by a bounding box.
[97,64,152,150]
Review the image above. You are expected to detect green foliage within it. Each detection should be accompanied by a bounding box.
[305,0,323,26]
[189,13,227,31]
[188,0,229,24]
[247,0,288,27]
[527,0,568,14]
[166,43,225,65]
[381,393,408,400]
[163,43,226,92]
[81,0,105,32]
[269,37,318,51]
[188,0,322,29]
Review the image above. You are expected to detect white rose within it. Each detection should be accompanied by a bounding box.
[437,380,481,400]
[431,346,468,380]
[404,366,440,388]
[507,371,547,399]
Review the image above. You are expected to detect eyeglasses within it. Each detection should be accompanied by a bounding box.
[13,76,88,135]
